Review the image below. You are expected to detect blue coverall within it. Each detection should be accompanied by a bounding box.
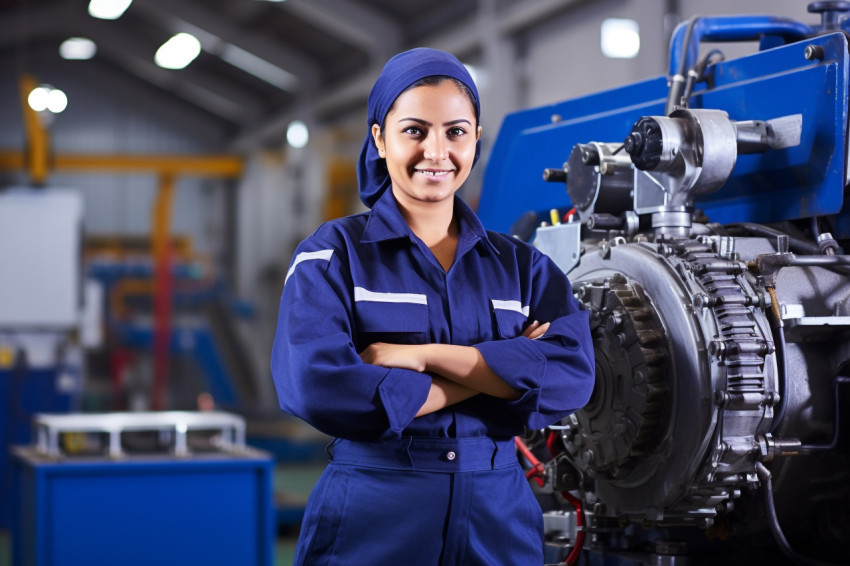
[271,188,595,565]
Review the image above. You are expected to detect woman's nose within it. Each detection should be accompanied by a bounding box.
[423,133,448,160]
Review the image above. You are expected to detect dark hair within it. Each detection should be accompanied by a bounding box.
[380,75,478,134]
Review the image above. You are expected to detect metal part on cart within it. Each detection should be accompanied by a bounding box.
[33,410,247,458]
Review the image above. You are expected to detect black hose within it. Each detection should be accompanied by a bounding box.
[666,16,700,114]
[755,462,840,566]
[798,376,850,453]
[769,323,788,433]
[724,222,822,254]
[681,48,725,105]
[694,48,724,81]
[810,216,822,240]
[788,255,850,266]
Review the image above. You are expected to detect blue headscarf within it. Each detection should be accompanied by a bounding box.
[356,47,481,208]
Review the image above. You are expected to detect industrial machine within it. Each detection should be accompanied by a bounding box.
[480,3,850,565]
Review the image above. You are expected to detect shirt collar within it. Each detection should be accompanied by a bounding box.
[360,188,499,255]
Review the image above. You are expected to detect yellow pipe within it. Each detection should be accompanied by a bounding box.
[0,151,243,178]
[18,75,49,185]
[54,154,244,177]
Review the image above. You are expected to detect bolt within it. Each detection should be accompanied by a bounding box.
[709,340,726,360]
[805,44,825,61]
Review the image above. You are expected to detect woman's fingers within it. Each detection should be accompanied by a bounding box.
[522,320,550,340]
[526,321,550,340]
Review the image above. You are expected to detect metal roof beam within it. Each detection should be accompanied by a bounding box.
[134,0,318,91]
[231,0,584,149]
[281,0,402,59]
[77,21,256,124]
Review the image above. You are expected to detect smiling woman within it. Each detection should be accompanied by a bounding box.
[270,47,595,565]
[374,80,479,202]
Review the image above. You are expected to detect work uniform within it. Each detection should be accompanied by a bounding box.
[271,188,595,565]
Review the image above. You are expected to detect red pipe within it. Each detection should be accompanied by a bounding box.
[514,436,545,486]
[561,490,585,566]
[514,430,584,566]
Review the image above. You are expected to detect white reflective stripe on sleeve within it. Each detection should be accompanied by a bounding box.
[354,287,428,305]
[491,299,530,317]
[285,249,334,284]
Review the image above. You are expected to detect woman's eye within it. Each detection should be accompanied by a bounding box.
[448,127,466,137]
[403,126,423,136]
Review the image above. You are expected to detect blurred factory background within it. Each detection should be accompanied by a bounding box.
[0,0,826,565]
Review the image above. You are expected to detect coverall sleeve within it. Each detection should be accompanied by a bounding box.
[270,237,432,439]
[473,251,595,430]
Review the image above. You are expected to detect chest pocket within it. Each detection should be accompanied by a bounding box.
[491,299,530,340]
[353,287,430,349]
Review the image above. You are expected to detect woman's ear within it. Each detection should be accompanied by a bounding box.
[371,124,385,158]
[476,125,482,142]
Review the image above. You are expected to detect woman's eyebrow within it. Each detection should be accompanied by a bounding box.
[397,117,473,126]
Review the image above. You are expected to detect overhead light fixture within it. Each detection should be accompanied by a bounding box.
[88,0,133,20]
[155,33,202,70]
[286,120,309,149]
[28,85,68,114]
[601,18,641,59]
[60,38,97,60]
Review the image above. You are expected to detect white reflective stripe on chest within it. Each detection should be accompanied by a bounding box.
[491,299,530,317]
[354,287,428,305]
[285,249,334,284]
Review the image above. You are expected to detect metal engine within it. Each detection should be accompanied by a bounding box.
[480,4,850,565]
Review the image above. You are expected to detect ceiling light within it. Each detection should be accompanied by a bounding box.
[47,90,68,113]
[601,18,641,59]
[60,38,97,60]
[27,87,50,112]
[155,33,202,70]
[28,85,67,114]
[286,120,309,149]
[88,0,133,20]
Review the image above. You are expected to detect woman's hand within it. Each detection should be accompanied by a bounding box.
[359,342,428,372]
[523,320,550,340]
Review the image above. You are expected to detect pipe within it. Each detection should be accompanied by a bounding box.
[787,255,850,267]
[755,462,840,566]
[668,16,812,77]
[767,287,788,433]
[514,436,545,486]
[798,376,850,453]
[666,16,699,115]
[723,223,821,255]
[560,490,585,566]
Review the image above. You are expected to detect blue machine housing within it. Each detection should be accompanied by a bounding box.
[478,16,850,238]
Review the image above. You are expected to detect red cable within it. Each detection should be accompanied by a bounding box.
[546,430,561,458]
[561,490,585,566]
[514,436,546,486]
[544,432,585,565]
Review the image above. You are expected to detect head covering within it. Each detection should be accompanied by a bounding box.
[356,47,481,208]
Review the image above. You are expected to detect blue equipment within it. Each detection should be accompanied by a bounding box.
[480,3,850,565]
[10,411,275,566]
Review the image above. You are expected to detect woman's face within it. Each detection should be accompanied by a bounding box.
[372,81,480,207]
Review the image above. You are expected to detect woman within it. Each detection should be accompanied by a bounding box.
[271,47,595,565]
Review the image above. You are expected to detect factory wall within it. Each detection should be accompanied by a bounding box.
[521,0,668,108]
[0,57,231,260]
